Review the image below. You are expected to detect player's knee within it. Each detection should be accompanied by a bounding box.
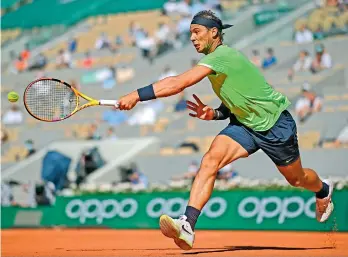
[201,152,221,173]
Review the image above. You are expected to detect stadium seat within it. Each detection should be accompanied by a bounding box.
[153,118,170,133]
[298,131,321,149]
[177,147,194,155]
[294,18,308,31]
[1,146,28,163]
[160,147,175,156]
[1,29,21,44]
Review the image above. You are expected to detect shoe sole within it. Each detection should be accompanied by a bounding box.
[319,201,334,223]
[318,180,334,223]
[159,215,192,250]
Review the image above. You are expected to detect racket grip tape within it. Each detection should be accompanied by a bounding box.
[99,100,119,107]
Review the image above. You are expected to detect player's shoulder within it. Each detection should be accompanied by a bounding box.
[213,45,240,57]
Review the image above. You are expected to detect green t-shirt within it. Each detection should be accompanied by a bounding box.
[198,45,291,131]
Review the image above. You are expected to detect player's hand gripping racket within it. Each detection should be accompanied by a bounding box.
[24,78,119,122]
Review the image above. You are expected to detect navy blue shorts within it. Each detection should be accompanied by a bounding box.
[219,110,300,166]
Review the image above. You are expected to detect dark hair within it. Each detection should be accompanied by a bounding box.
[301,50,309,56]
[192,10,224,41]
[252,50,259,56]
[267,48,274,54]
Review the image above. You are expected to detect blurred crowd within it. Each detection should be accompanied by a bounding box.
[2,0,348,206]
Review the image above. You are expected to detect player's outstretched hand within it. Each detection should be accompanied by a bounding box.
[186,94,214,120]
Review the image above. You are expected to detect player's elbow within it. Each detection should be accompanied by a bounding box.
[166,76,188,94]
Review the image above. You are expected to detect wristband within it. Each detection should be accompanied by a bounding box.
[213,109,226,120]
[137,84,156,101]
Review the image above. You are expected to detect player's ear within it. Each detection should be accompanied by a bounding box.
[211,27,219,39]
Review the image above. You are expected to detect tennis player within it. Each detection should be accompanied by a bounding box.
[117,10,334,250]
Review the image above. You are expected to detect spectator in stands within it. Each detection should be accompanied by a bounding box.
[172,161,199,182]
[155,22,174,54]
[158,66,177,80]
[86,123,102,140]
[20,44,31,61]
[250,50,262,68]
[82,51,93,69]
[9,50,16,61]
[191,0,209,17]
[127,163,148,188]
[1,182,14,207]
[2,105,23,125]
[56,49,71,69]
[102,66,117,89]
[128,21,142,46]
[15,56,27,73]
[1,129,9,144]
[327,0,339,6]
[28,53,47,71]
[137,31,156,64]
[313,26,325,40]
[156,22,171,44]
[106,127,118,140]
[129,170,148,188]
[334,125,348,147]
[313,0,326,8]
[262,48,277,69]
[338,0,348,11]
[288,50,312,80]
[68,38,78,53]
[95,32,111,50]
[127,102,157,126]
[102,107,128,126]
[310,44,333,74]
[295,83,323,122]
[176,13,192,46]
[174,91,187,112]
[24,139,36,157]
[295,24,314,44]
[206,0,223,12]
[216,163,239,182]
[33,181,56,206]
[115,35,123,47]
[163,0,178,15]
[163,0,190,16]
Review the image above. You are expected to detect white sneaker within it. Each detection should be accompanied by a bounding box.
[159,214,195,250]
[316,179,334,222]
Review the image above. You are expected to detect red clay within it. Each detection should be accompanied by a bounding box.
[2,229,348,257]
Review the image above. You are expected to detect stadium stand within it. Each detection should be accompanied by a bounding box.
[1,0,348,205]
[293,2,348,42]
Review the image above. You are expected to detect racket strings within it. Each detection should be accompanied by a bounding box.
[25,80,78,121]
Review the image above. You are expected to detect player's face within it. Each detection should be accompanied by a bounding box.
[190,24,214,54]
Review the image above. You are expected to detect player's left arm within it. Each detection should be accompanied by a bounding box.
[118,65,212,110]
[213,102,231,120]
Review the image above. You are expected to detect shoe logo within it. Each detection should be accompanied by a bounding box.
[182,225,192,235]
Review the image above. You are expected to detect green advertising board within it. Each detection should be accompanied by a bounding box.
[253,6,295,26]
[2,190,347,231]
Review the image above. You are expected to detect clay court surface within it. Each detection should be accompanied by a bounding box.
[2,229,348,257]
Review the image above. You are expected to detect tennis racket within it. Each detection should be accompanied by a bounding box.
[23,78,119,122]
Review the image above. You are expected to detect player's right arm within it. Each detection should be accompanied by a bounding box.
[117,65,212,111]
[152,65,212,97]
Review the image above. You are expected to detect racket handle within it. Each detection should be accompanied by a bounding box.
[99,100,119,107]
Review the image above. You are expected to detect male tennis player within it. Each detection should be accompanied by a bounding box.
[117,10,334,250]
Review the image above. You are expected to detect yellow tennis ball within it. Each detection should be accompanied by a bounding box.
[7,91,19,103]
